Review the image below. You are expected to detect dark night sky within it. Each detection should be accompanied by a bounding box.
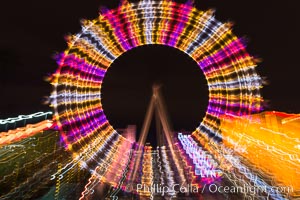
[0,0,299,134]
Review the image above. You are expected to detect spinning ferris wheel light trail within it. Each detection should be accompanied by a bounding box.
[50,0,262,158]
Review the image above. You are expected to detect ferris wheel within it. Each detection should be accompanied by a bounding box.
[50,3,263,195]
[51,0,262,149]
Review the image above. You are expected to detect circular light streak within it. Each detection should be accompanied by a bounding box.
[50,0,262,153]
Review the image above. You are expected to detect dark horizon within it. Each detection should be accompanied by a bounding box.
[0,0,299,129]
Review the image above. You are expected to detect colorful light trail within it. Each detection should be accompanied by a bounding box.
[50,0,262,167]
[1,0,299,199]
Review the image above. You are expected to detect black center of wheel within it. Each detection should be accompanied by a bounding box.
[102,45,209,143]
